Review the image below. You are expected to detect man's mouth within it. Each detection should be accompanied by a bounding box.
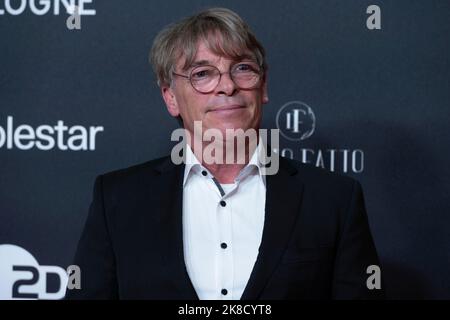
[208,105,245,113]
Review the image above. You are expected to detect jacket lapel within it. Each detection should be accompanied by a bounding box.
[241,158,305,300]
[154,157,199,300]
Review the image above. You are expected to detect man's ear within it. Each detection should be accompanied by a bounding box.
[161,85,180,117]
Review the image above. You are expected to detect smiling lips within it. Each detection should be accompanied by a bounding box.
[209,105,245,113]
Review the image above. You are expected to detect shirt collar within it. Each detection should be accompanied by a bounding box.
[182,142,267,187]
[183,144,202,187]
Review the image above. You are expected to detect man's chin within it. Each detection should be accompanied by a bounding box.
[186,119,259,139]
[205,122,256,134]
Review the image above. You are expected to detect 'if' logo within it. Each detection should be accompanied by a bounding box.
[276,101,316,141]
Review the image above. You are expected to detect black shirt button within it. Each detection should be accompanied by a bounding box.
[221,243,227,249]
[221,289,228,295]
[220,200,226,207]
[201,170,207,176]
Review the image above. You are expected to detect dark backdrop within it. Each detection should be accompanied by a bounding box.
[0,0,449,299]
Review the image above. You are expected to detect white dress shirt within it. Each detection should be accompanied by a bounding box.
[182,143,266,300]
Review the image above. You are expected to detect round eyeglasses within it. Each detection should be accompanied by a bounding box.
[172,61,263,94]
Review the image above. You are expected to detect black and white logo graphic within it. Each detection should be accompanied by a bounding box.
[0,0,96,16]
[0,244,68,299]
[275,100,365,174]
[276,101,316,141]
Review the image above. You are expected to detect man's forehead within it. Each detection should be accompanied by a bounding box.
[177,41,255,70]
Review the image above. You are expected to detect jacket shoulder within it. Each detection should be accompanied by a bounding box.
[103,155,170,177]
[279,156,359,191]
[95,155,174,192]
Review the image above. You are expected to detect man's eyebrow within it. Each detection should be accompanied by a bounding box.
[186,54,258,70]
[189,60,212,68]
[236,53,257,62]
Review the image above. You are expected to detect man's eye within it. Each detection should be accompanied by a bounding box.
[234,63,257,73]
[192,69,211,79]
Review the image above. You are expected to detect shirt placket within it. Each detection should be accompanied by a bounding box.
[217,190,234,300]
[199,168,236,299]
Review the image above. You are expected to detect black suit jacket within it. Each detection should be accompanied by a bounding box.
[66,155,384,299]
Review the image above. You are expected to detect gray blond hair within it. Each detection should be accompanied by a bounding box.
[149,7,267,87]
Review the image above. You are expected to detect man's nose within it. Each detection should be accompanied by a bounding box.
[215,71,237,96]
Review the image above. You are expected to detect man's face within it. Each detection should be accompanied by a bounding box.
[162,41,269,139]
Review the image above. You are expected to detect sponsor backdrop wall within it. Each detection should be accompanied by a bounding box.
[1,0,449,299]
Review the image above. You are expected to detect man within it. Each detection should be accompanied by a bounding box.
[66,7,384,300]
